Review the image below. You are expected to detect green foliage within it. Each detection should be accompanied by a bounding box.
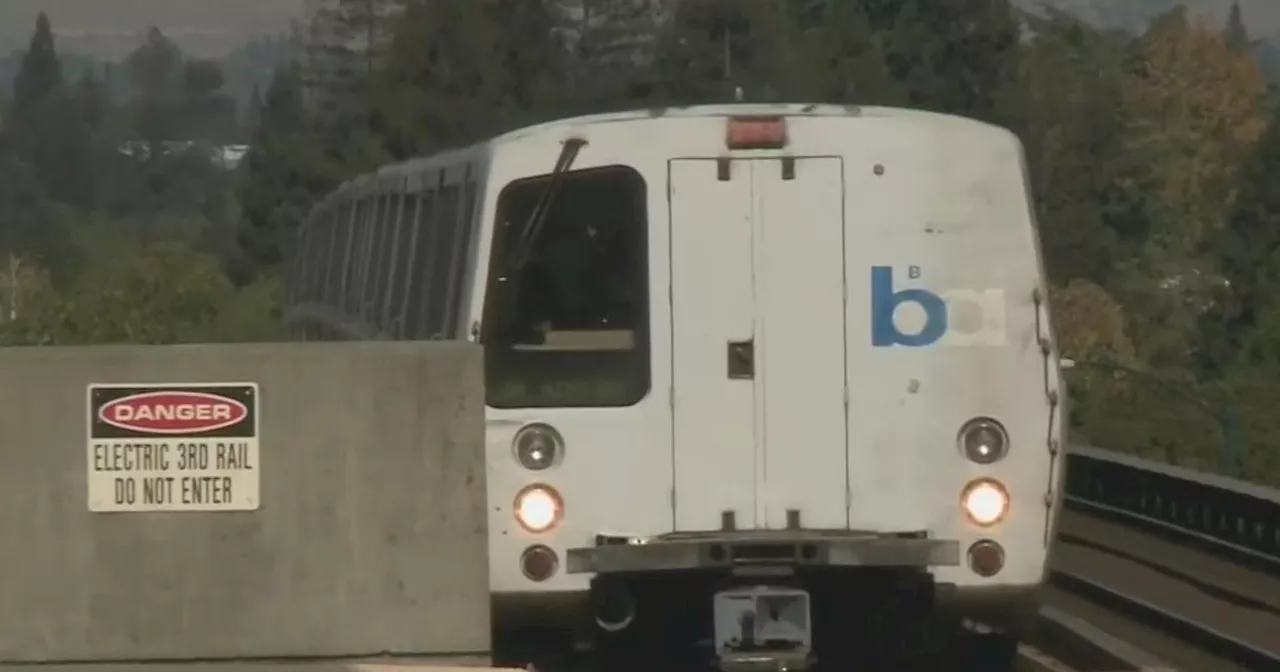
[7,0,1280,483]
[874,0,1023,123]
[237,63,348,274]
[1208,102,1280,363]
[1,236,283,346]
[1013,8,1129,284]
[11,14,61,118]
[369,0,568,153]
[8,12,96,208]
[0,15,282,348]
[1225,1,1250,52]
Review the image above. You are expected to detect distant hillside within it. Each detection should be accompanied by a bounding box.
[0,0,307,60]
[1017,0,1280,80]
[1259,41,1280,80]
[2,0,1276,104]
[0,33,294,114]
[1016,0,1280,37]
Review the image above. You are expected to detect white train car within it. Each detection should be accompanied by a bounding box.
[286,104,1069,671]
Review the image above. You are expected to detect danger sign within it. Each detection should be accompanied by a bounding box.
[87,383,260,513]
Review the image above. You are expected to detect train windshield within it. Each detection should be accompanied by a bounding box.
[482,165,650,408]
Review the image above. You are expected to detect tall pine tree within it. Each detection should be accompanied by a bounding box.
[863,0,1021,122]
[652,0,792,104]
[370,0,567,155]
[1206,102,1280,367]
[562,0,669,109]
[236,63,332,277]
[10,13,95,209]
[1224,2,1249,53]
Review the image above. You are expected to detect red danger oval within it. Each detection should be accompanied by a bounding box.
[98,390,248,434]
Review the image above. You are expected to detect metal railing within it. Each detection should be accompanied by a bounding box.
[1064,444,1280,571]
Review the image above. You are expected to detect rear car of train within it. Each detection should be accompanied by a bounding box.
[470,104,1067,669]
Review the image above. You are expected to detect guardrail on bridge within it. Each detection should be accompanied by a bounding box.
[1064,444,1280,569]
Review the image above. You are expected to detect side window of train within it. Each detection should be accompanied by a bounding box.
[361,191,385,320]
[423,183,460,339]
[294,214,313,304]
[311,210,335,304]
[299,211,320,304]
[387,192,420,336]
[371,189,402,330]
[482,165,650,408]
[452,176,477,327]
[324,202,351,306]
[404,181,438,339]
[350,194,379,316]
[340,199,365,312]
[287,224,304,304]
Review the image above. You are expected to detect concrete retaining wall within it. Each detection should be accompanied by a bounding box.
[0,342,488,662]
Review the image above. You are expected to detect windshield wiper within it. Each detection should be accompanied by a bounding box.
[490,137,587,343]
[509,136,588,273]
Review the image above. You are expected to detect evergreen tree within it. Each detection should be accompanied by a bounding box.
[302,0,400,130]
[237,62,342,278]
[563,0,669,109]
[179,58,238,143]
[1224,1,1249,53]
[11,13,62,125]
[73,70,111,131]
[370,0,567,155]
[124,27,185,145]
[9,13,95,209]
[1012,8,1129,284]
[1207,103,1280,366]
[243,84,264,139]
[783,0,904,104]
[864,0,1021,122]
[652,0,787,104]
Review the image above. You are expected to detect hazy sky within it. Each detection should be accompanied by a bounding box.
[1,0,1277,61]
[0,0,308,58]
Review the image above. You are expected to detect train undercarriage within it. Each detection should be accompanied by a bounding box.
[493,532,1028,672]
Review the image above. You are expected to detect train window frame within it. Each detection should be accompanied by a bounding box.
[481,164,650,409]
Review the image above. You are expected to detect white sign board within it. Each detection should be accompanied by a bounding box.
[87,383,260,512]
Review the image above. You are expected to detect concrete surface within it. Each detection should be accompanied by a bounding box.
[1029,605,1172,671]
[0,663,518,672]
[0,342,488,662]
[1050,508,1280,671]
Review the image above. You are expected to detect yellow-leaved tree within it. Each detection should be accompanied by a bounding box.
[1114,7,1270,367]
[1053,279,1225,467]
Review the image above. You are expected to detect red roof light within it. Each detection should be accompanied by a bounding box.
[726,116,787,150]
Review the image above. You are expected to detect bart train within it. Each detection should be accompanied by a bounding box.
[285,104,1069,671]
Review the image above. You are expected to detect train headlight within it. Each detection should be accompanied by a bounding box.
[961,479,1009,527]
[514,484,563,533]
[958,417,1008,464]
[513,423,563,471]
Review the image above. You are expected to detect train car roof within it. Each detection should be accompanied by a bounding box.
[318,103,1015,209]
[487,102,1008,143]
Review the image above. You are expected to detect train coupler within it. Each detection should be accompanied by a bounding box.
[713,585,814,672]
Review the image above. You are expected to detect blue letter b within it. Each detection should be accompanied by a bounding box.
[871,266,948,347]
